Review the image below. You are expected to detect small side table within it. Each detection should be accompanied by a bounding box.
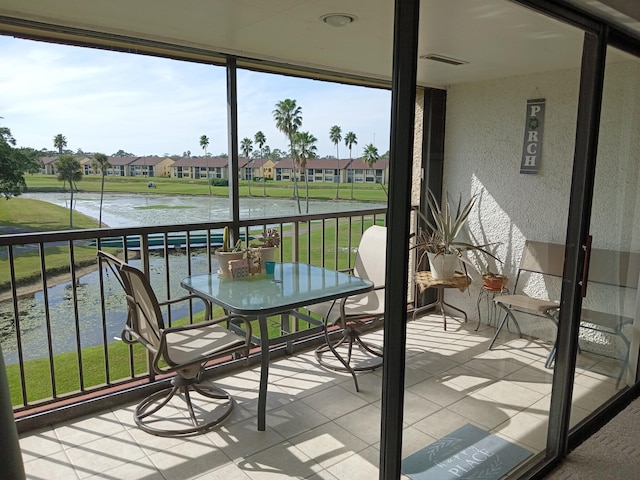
[413,271,471,330]
[475,285,510,331]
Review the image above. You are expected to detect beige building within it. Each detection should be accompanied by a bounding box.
[169,156,229,180]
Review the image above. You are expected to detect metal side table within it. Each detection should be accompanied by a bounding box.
[475,285,510,331]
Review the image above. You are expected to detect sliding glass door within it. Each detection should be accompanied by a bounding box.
[571,46,640,423]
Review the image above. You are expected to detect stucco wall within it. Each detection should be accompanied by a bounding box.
[437,59,640,352]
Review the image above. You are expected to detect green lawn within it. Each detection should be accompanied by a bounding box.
[0,197,100,231]
[25,174,389,202]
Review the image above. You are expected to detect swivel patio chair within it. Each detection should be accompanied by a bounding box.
[308,225,386,391]
[97,250,252,437]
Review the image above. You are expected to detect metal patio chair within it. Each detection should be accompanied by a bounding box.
[98,250,252,437]
[307,225,387,391]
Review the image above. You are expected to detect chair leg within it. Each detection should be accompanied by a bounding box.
[134,374,234,437]
[316,322,383,392]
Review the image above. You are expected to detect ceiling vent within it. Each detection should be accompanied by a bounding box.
[419,54,468,66]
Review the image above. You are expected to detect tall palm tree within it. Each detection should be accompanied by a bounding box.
[344,132,358,199]
[240,137,254,196]
[199,134,211,195]
[329,125,342,199]
[55,154,82,228]
[362,143,385,197]
[92,153,111,226]
[53,134,67,154]
[273,98,303,213]
[362,143,379,167]
[254,131,267,197]
[292,131,318,213]
[53,134,69,189]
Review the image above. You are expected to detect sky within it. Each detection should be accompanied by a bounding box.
[1,36,391,159]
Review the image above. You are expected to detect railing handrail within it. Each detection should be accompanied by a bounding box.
[0,207,387,246]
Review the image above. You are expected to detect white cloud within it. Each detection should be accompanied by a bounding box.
[1,36,390,157]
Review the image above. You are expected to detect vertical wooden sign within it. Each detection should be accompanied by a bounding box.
[520,98,545,174]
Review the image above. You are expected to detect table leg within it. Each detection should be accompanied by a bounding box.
[258,315,269,431]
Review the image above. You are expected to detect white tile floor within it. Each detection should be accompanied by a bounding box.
[19,314,622,480]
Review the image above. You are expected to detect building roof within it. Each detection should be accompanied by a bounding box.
[171,156,230,168]
[347,158,390,169]
[107,156,138,166]
[131,156,173,166]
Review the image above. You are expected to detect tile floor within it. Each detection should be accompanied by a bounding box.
[18,313,622,479]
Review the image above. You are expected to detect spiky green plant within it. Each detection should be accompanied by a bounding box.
[413,190,500,274]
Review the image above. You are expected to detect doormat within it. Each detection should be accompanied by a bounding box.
[401,423,533,480]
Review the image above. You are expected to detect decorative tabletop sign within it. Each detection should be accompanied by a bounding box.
[229,259,250,279]
[520,98,545,174]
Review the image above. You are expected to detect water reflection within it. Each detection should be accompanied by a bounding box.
[23,192,384,227]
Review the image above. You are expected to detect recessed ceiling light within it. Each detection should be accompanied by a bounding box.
[419,54,468,66]
[320,13,358,27]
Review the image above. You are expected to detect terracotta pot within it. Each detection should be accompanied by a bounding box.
[482,274,508,291]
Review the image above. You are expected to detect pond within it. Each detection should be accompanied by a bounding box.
[1,193,386,364]
[22,192,385,227]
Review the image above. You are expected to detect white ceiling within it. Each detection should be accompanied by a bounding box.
[0,0,637,88]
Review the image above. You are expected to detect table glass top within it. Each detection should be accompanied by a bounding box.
[181,262,373,315]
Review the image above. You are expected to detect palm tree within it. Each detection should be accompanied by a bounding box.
[344,132,358,199]
[362,143,379,167]
[92,153,111,226]
[362,143,385,197]
[53,134,67,154]
[199,135,211,195]
[329,125,342,199]
[53,134,69,189]
[254,131,267,197]
[240,137,254,196]
[273,99,303,213]
[292,131,318,213]
[55,154,82,228]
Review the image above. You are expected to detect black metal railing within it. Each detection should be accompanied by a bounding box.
[0,208,386,426]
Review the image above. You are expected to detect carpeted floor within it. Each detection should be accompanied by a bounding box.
[543,396,640,479]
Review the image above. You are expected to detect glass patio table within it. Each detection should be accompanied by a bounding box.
[180,262,374,431]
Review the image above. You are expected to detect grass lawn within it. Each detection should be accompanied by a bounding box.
[25,174,388,202]
[0,197,100,231]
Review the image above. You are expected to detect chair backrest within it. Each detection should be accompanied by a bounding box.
[98,251,164,350]
[353,225,387,286]
[518,240,640,289]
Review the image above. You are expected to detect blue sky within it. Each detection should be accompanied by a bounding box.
[1,36,391,158]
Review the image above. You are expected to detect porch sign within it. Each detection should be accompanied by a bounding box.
[520,98,545,174]
[402,424,532,480]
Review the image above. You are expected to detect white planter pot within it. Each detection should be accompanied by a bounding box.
[427,252,458,280]
[248,246,278,273]
[258,246,277,264]
[214,249,245,277]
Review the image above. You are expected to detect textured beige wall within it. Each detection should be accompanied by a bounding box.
[435,60,640,345]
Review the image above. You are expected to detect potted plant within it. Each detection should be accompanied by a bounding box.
[214,226,245,277]
[413,189,500,280]
[482,268,509,291]
[249,227,280,265]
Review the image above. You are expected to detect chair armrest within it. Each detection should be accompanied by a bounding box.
[158,293,212,320]
[161,313,252,340]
